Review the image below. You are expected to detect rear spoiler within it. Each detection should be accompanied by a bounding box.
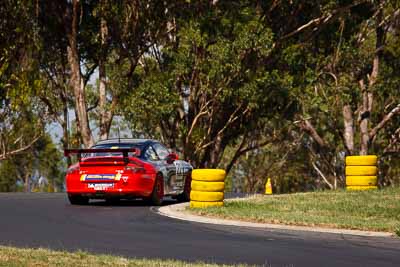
[64,148,140,164]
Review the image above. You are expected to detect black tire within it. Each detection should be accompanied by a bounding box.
[177,174,191,202]
[68,194,89,205]
[147,173,164,206]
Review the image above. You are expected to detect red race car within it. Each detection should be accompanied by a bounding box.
[64,139,192,205]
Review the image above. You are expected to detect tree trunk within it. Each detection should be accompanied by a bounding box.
[209,135,224,168]
[299,119,326,148]
[99,57,113,140]
[24,173,30,192]
[99,15,113,140]
[359,88,371,155]
[62,103,71,166]
[342,105,354,154]
[225,135,247,175]
[359,4,384,155]
[67,0,94,148]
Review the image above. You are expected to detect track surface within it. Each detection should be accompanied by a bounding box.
[0,193,399,267]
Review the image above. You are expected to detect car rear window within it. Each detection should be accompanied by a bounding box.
[86,143,144,157]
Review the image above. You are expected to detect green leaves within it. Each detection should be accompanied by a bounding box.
[117,1,296,168]
[1,1,399,191]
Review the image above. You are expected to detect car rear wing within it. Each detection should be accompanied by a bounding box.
[64,148,140,164]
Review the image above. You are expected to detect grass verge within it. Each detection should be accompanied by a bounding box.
[189,187,400,233]
[0,246,250,267]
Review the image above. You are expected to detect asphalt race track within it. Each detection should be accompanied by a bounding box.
[0,193,399,267]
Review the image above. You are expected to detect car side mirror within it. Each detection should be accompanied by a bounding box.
[166,153,179,164]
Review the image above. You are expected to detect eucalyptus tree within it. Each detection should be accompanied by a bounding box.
[35,0,174,147]
[95,0,174,140]
[121,1,296,168]
[267,0,400,188]
[121,0,400,190]
[0,0,44,161]
[0,134,64,192]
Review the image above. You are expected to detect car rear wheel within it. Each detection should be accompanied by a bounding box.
[147,173,164,206]
[68,194,89,205]
[177,174,191,202]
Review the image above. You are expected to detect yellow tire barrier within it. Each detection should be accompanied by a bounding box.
[191,181,225,192]
[346,176,377,186]
[190,169,226,208]
[192,169,226,182]
[265,178,272,195]
[345,155,377,166]
[345,155,378,191]
[346,186,378,191]
[345,166,377,176]
[190,190,224,202]
[190,200,224,208]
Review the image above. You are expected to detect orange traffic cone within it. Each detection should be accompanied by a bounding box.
[265,178,272,195]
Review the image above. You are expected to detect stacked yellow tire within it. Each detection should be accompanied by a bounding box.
[345,155,378,191]
[190,169,226,208]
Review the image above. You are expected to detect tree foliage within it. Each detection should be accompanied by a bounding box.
[121,1,296,168]
[0,0,44,161]
[1,0,399,192]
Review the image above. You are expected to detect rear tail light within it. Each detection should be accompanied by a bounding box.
[66,166,79,174]
[124,165,146,174]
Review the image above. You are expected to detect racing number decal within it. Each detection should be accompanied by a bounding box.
[174,161,185,175]
[173,161,188,187]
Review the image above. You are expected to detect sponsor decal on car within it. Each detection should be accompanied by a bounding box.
[174,160,190,177]
[80,174,116,181]
[88,183,114,190]
[172,160,190,187]
[115,172,122,181]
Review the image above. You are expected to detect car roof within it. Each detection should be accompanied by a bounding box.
[94,138,156,147]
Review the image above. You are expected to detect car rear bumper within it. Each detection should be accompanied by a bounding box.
[67,190,151,199]
[66,173,155,198]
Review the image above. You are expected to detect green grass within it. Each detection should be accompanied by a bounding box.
[0,246,251,267]
[189,187,400,233]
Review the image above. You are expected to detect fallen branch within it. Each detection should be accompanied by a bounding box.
[312,161,334,189]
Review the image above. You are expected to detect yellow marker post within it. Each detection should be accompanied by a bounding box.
[265,178,272,195]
